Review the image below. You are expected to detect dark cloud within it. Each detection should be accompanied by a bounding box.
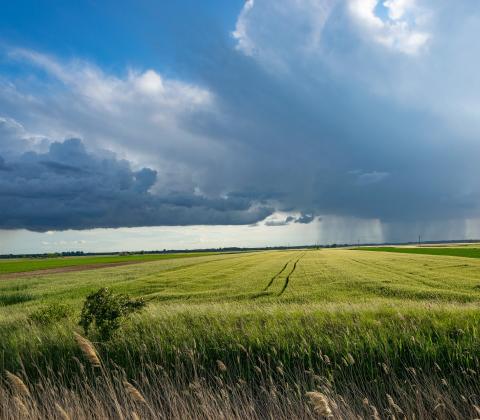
[264,214,317,227]
[294,214,315,224]
[176,0,480,238]
[0,156,8,171]
[0,138,273,231]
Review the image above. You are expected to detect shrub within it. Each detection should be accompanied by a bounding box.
[79,288,146,340]
[29,303,72,324]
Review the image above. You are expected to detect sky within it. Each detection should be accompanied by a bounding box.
[1,0,480,253]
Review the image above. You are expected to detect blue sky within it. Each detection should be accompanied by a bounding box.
[1,0,480,253]
[0,1,243,72]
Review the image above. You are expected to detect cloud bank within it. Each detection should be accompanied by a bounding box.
[0,134,272,231]
[1,0,480,241]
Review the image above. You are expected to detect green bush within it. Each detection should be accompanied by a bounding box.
[29,303,72,324]
[79,288,146,340]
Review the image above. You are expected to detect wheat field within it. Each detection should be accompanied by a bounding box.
[1,248,480,419]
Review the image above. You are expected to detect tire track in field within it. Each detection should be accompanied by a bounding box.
[278,253,304,296]
[263,259,293,291]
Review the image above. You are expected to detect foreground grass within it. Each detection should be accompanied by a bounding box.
[2,303,480,419]
[1,249,480,418]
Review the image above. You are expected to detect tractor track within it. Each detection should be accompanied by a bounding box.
[263,260,292,291]
[278,253,304,296]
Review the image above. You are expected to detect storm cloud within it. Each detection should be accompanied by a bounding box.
[0,137,272,231]
[1,0,480,240]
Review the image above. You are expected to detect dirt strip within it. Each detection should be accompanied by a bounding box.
[0,261,144,280]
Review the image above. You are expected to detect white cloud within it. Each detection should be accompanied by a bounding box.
[2,48,225,196]
[8,48,211,111]
[349,0,384,30]
[384,0,415,20]
[233,0,429,61]
[232,0,337,72]
[348,0,430,54]
[232,0,255,55]
[134,69,164,94]
[0,115,48,156]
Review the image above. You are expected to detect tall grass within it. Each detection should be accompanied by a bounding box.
[1,304,480,418]
[1,334,479,419]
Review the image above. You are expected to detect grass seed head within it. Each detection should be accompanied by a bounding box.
[382,363,389,374]
[123,381,147,404]
[74,332,101,367]
[216,360,227,372]
[407,366,417,376]
[306,391,333,418]
[370,404,381,420]
[386,394,404,414]
[55,403,71,420]
[5,371,30,397]
[13,396,29,418]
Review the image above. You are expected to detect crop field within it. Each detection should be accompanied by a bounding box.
[0,251,220,275]
[1,248,480,419]
[356,245,480,259]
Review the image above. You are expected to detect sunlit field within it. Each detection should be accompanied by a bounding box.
[2,248,480,419]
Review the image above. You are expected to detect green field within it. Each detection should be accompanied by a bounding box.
[2,249,480,418]
[0,251,220,274]
[356,245,480,259]
[4,248,480,307]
